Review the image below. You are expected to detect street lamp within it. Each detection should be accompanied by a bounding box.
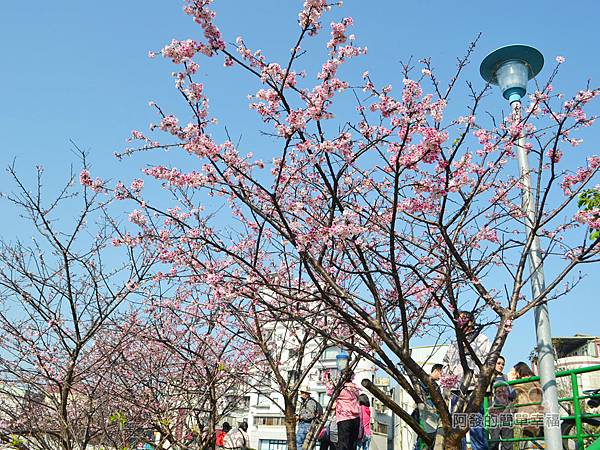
[336,351,349,372]
[480,45,561,450]
[480,45,543,103]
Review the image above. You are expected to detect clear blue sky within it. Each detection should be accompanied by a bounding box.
[1,1,598,367]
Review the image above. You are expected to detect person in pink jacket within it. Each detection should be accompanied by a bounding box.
[358,394,372,450]
[336,370,362,450]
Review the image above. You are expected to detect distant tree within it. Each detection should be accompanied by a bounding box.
[223,292,350,449]
[92,301,254,450]
[0,160,156,450]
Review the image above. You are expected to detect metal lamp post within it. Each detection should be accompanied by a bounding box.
[480,44,561,450]
[336,351,349,372]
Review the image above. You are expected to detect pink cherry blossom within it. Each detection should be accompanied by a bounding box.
[440,374,460,389]
[130,179,144,192]
[575,208,600,230]
[79,169,92,186]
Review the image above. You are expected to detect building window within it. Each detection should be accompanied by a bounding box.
[372,398,387,413]
[225,395,250,410]
[373,421,388,435]
[287,369,299,384]
[317,368,339,382]
[241,396,250,409]
[321,346,341,361]
[259,439,288,450]
[318,392,328,406]
[256,394,271,407]
[255,416,286,426]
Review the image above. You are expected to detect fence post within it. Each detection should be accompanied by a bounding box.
[571,373,584,449]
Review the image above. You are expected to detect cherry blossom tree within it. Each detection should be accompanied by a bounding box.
[110,203,351,450]
[0,161,157,450]
[92,300,255,450]
[116,1,600,448]
[222,290,354,448]
[0,161,253,450]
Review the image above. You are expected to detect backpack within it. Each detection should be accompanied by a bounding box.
[312,398,324,418]
[357,406,365,441]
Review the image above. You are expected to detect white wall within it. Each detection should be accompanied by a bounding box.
[390,345,449,450]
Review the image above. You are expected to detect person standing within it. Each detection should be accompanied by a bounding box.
[297,387,322,450]
[488,356,515,450]
[430,364,443,385]
[443,310,491,450]
[336,370,362,450]
[216,422,232,450]
[508,362,544,448]
[318,405,338,450]
[329,414,339,450]
[413,364,443,450]
[223,422,249,450]
[357,394,372,450]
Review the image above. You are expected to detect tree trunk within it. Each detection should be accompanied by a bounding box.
[208,384,218,450]
[60,388,73,450]
[284,399,297,450]
[361,380,434,448]
[439,430,464,450]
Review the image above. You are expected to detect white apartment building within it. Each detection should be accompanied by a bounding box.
[389,344,449,450]
[223,343,391,450]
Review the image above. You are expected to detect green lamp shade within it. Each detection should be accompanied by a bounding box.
[480,45,544,101]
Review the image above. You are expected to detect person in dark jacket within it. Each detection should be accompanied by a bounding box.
[443,311,491,450]
[413,364,443,450]
[297,387,321,450]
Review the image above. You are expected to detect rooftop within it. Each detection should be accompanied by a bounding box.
[552,334,600,357]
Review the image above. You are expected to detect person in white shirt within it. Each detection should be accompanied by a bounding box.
[443,311,491,390]
[223,422,249,450]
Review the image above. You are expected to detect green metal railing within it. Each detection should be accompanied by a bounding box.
[484,364,600,449]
